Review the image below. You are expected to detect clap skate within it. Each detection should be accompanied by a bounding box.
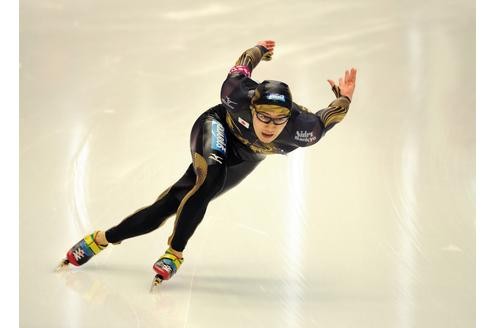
[150,248,184,291]
[56,231,107,271]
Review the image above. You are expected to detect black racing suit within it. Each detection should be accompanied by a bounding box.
[105,45,351,252]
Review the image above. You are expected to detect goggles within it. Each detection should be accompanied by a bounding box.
[254,110,290,125]
[252,104,290,125]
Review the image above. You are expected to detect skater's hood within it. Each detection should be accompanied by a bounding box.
[251,80,292,116]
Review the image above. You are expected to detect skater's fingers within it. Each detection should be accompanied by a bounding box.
[350,68,357,83]
[327,79,335,87]
[257,40,276,49]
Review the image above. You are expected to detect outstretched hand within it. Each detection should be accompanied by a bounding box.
[257,40,275,61]
[328,68,357,101]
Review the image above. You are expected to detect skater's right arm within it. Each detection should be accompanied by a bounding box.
[228,40,275,78]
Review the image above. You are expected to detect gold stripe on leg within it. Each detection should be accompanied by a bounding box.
[167,153,208,246]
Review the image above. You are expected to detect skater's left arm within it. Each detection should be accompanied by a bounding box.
[291,68,357,147]
[316,68,357,132]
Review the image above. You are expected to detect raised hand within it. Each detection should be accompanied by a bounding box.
[256,40,276,61]
[328,68,357,101]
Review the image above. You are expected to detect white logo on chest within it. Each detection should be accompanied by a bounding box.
[295,130,316,143]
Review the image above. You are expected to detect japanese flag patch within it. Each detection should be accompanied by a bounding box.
[238,117,250,129]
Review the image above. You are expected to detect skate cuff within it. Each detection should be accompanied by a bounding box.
[163,249,184,268]
[85,234,105,255]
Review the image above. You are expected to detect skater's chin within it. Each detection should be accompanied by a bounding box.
[257,132,278,143]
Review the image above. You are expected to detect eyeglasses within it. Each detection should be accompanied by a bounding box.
[254,111,290,125]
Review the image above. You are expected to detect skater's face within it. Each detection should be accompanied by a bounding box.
[252,105,290,144]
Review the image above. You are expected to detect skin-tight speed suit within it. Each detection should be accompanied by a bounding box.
[104,45,351,252]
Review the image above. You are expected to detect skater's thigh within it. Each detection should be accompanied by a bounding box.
[216,160,262,197]
[188,114,228,193]
[155,164,196,203]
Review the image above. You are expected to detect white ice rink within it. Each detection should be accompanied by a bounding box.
[20,0,475,327]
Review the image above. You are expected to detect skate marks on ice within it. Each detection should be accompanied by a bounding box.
[53,266,192,326]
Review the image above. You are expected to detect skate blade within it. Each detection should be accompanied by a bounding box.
[150,275,163,292]
[55,259,70,272]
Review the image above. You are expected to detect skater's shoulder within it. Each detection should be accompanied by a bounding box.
[224,72,258,88]
[221,74,258,108]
